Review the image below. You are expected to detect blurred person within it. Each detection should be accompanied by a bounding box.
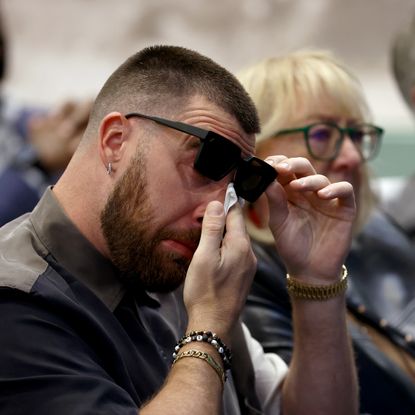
[0,99,92,225]
[237,50,415,415]
[384,13,415,241]
[0,45,358,415]
[0,8,91,225]
[0,9,27,177]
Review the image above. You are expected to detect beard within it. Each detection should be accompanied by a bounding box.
[100,152,200,293]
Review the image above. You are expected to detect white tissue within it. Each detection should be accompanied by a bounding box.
[224,182,244,215]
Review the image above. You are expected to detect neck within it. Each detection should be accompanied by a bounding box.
[53,151,111,258]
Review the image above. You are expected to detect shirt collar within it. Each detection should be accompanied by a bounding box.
[30,187,128,311]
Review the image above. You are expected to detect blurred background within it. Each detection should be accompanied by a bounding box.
[2,0,415,198]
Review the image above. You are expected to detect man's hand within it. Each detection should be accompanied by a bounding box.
[264,156,356,282]
[183,200,256,342]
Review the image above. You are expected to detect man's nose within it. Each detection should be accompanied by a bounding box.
[194,179,230,224]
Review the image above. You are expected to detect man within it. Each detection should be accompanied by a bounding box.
[0,45,358,414]
[385,14,415,240]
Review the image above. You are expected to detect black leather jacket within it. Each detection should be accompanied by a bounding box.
[243,210,415,415]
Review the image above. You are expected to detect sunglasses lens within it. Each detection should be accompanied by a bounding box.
[234,158,277,202]
[194,132,240,180]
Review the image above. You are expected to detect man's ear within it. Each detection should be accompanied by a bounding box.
[98,112,132,173]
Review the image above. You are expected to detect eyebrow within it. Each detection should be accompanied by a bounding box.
[305,113,364,124]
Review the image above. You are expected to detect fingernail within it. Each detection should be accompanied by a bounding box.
[265,158,274,165]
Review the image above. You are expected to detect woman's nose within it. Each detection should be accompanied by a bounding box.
[335,136,362,167]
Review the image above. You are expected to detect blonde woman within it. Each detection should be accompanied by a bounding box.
[238,50,415,414]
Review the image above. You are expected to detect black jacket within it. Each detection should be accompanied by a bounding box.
[243,210,415,415]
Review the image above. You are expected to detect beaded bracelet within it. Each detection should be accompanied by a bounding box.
[172,349,226,385]
[173,330,232,371]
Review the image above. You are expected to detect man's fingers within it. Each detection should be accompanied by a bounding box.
[196,201,226,255]
[288,174,331,192]
[265,156,318,187]
[318,181,356,209]
[224,200,247,237]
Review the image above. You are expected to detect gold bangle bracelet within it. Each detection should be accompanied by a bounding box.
[172,349,226,385]
[286,265,348,301]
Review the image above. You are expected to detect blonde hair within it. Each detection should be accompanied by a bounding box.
[237,50,377,241]
[391,14,415,111]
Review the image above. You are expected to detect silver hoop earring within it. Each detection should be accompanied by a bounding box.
[107,162,112,175]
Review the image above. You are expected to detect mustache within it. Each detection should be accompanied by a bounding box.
[155,227,202,247]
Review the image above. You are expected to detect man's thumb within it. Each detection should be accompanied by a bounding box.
[197,201,225,253]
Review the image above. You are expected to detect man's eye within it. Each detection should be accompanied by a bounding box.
[186,136,201,150]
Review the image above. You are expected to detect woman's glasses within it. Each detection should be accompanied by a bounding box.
[273,122,383,161]
[125,112,277,202]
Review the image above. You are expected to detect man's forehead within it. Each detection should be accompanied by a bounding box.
[177,98,256,156]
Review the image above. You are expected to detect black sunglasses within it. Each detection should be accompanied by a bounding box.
[125,112,277,202]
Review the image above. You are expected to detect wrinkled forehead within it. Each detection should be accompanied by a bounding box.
[174,95,257,156]
[203,110,256,156]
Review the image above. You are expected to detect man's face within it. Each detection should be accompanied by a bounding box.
[101,98,255,292]
[101,149,202,292]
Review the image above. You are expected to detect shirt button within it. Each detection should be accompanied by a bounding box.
[379,319,388,328]
[357,304,366,313]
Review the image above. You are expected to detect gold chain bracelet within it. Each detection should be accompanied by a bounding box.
[172,349,226,385]
[286,265,348,300]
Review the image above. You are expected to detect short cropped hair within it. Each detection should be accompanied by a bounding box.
[391,15,415,110]
[85,45,259,137]
[237,50,376,238]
